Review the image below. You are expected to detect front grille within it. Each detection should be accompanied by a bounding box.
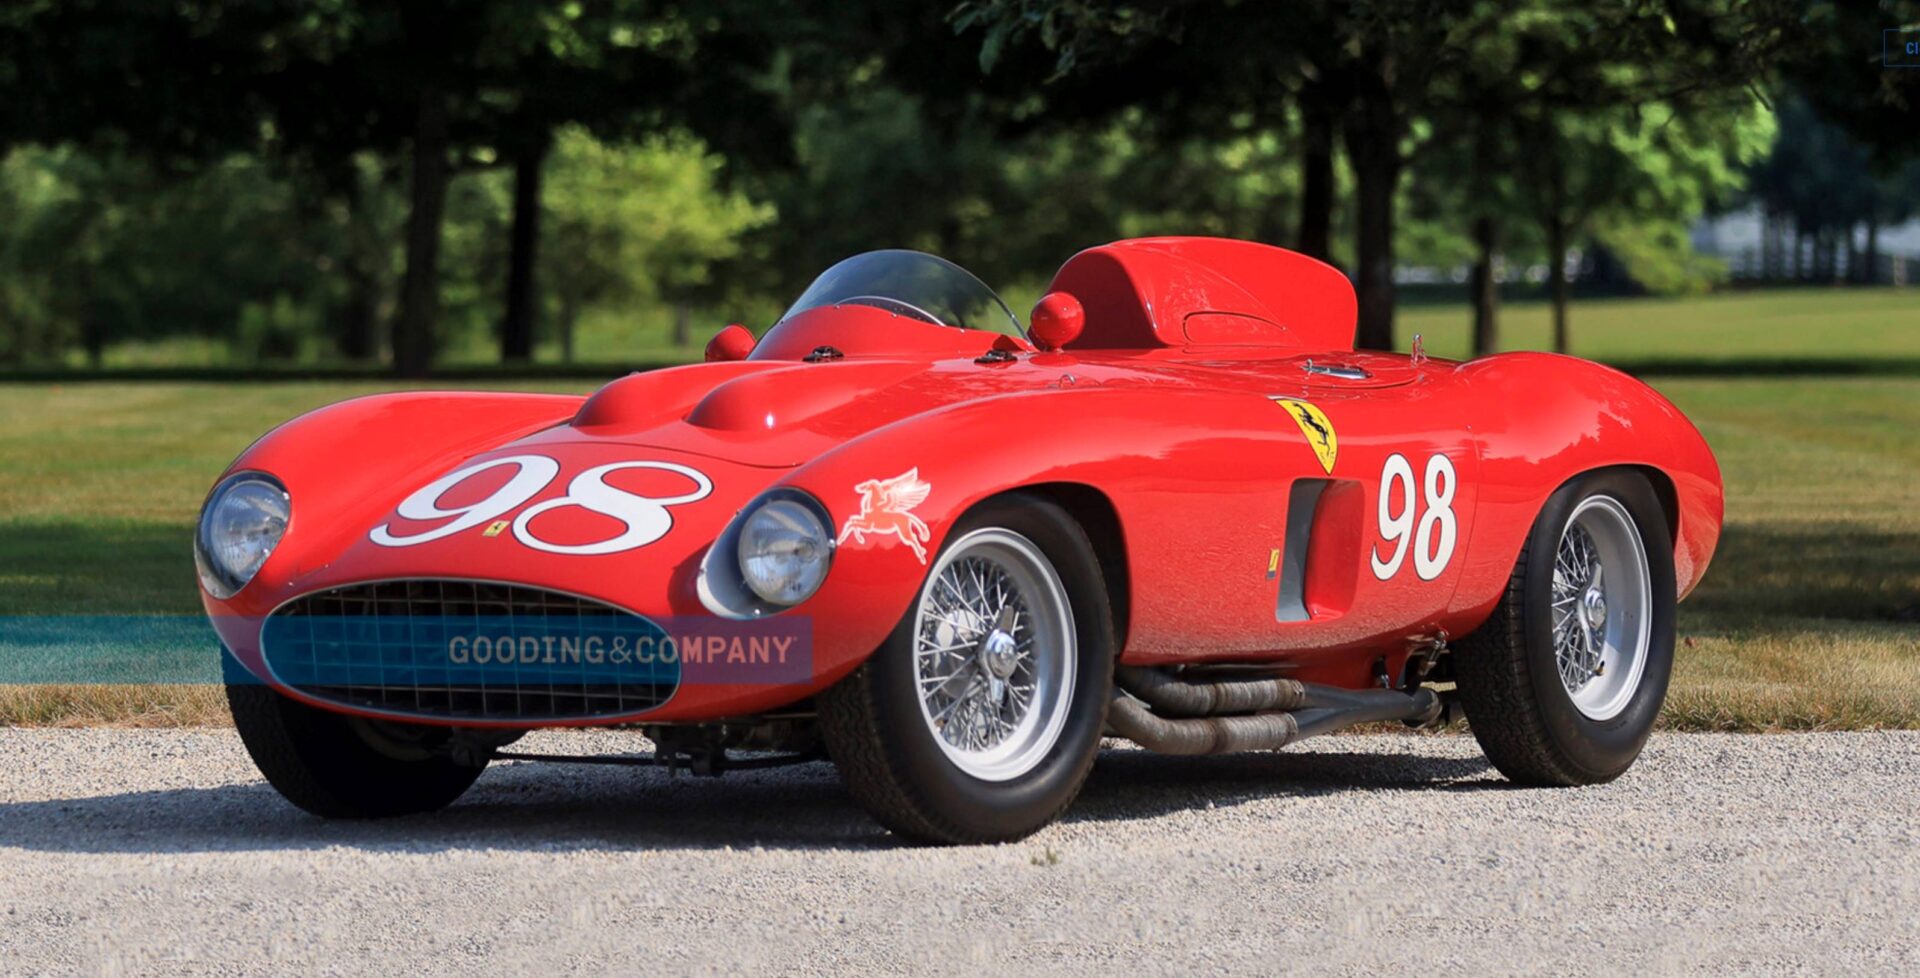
[261,580,678,721]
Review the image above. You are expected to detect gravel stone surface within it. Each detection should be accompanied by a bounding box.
[0,728,1914,976]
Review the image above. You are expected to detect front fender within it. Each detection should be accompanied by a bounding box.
[203,391,585,622]
[780,385,1317,683]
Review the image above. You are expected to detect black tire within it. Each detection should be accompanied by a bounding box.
[819,493,1114,844]
[226,679,487,818]
[1455,469,1676,786]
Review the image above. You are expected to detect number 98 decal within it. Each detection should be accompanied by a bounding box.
[1369,452,1459,582]
[369,454,712,554]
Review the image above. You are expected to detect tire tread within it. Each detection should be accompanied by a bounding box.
[1453,540,1590,786]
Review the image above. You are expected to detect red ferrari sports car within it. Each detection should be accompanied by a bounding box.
[198,237,1722,843]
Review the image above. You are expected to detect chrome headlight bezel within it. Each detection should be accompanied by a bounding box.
[698,488,834,619]
[194,471,290,600]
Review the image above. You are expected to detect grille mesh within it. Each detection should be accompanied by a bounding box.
[262,580,677,721]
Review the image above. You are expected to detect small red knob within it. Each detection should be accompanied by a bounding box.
[1029,292,1085,351]
[704,323,756,362]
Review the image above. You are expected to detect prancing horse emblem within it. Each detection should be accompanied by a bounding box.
[837,468,933,563]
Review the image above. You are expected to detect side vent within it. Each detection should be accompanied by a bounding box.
[1276,479,1328,622]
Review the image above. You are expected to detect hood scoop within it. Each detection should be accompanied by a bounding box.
[686,360,927,433]
[572,361,776,432]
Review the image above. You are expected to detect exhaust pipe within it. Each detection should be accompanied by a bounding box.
[1107,694,1301,754]
[1107,666,1444,755]
[1113,665,1306,717]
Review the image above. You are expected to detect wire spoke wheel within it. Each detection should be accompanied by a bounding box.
[911,528,1075,782]
[1454,471,1675,787]
[1548,495,1653,721]
[819,494,1111,843]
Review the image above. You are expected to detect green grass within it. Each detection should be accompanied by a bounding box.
[0,287,1915,727]
[1652,376,1920,730]
[1400,288,1920,365]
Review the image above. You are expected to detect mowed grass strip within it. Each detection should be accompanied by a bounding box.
[0,290,1915,727]
[1402,287,1920,365]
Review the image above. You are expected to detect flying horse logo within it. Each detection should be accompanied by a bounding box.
[837,468,933,563]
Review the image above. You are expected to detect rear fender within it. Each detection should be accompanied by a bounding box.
[1450,354,1723,618]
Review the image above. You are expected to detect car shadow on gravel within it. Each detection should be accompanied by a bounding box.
[1069,741,1502,826]
[0,739,1498,855]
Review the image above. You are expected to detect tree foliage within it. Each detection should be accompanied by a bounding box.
[541,127,774,358]
[0,0,1912,370]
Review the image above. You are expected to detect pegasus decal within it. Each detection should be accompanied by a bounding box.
[837,468,933,563]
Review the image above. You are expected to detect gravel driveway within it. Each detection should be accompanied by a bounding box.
[0,728,1913,976]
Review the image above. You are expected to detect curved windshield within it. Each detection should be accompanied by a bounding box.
[781,250,1023,337]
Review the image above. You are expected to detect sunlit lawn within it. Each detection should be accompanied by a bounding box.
[0,287,1915,727]
[68,286,1920,373]
[1400,287,1920,364]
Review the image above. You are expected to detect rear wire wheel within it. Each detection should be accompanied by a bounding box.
[819,494,1113,844]
[1455,469,1676,785]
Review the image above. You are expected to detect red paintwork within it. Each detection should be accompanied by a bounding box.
[200,237,1723,729]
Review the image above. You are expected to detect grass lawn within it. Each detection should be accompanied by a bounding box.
[0,288,1915,728]
[1402,287,1920,365]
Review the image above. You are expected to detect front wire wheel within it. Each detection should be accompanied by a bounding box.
[912,529,1077,782]
[1455,469,1676,786]
[820,494,1114,844]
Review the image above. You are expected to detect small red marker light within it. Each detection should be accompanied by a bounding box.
[1028,292,1085,352]
[705,323,756,362]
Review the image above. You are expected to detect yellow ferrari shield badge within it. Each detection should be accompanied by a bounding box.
[1272,397,1338,474]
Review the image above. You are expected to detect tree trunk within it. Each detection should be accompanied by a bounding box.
[672,302,693,347]
[335,170,385,361]
[1548,219,1570,355]
[1866,213,1880,286]
[80,269,105,369]
[1791,224,1805,282]
[1343,78,1400,352]
[339,262,378,361]
[1469,215,1499,358]
[394,82,450,378]
[1844,223,1860,284]
[1296,97,1335,262]
[1768,211,1784,281]
[500,142,546,362]
[559,294,578,363]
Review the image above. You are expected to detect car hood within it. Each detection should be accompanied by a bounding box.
[560,356,1092,467]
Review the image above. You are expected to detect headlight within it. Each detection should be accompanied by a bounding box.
[700,488,835,617]
[195,472,290,599]
[737,495,834,606]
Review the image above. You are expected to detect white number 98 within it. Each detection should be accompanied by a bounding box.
[1369,452,1458,582]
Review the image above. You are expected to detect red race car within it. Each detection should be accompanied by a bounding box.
[198,237,1722,843]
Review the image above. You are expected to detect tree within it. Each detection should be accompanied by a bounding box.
[539,129,771,361]
[955,0,1361,296]
[0,0,319,361]
[955,0,1798,351]
[1748,96,1920,286]
[0,146,360,366]
[245,1,790,374]
[1516,99,1773,352]
[1787,1,1920,166]
[957,0,1531,349]
[479,1,793,363]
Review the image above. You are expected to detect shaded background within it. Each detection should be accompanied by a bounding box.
[0,0,1913,371]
